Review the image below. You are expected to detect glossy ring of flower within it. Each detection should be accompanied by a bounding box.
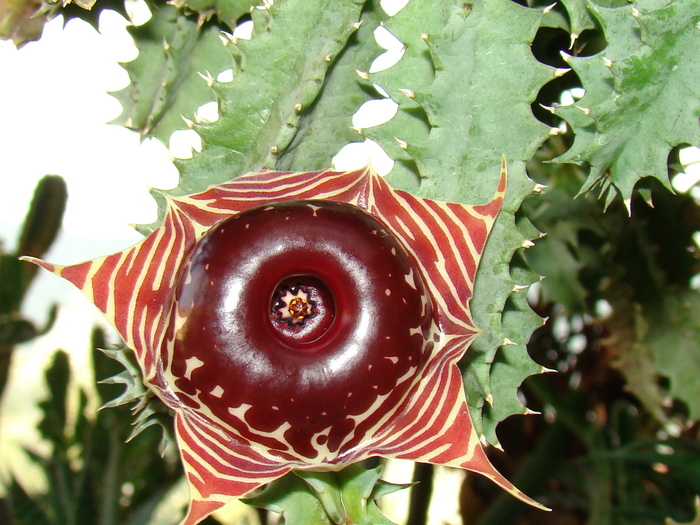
[168,200,435,458]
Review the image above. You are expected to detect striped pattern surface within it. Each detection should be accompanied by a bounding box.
[23,163,545,524]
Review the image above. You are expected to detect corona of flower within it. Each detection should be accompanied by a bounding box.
[24,163,543,523]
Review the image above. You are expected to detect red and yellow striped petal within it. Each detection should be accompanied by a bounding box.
[23,162,544,523]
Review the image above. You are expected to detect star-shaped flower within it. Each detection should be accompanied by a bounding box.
[275,287,315,325]
[23,163,544,523]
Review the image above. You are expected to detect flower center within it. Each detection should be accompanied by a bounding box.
[269,276,335,346]
[288,297,311,319]
[275,288,315,324]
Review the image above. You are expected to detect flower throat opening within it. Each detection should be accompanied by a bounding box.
[269,275,335,346]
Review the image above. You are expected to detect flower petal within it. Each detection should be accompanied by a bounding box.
[22,163,547,523]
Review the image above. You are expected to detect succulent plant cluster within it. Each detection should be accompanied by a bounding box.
[7,0,700,522]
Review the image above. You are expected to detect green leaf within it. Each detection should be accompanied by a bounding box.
[0,175,66,315]
[98,347,151,410]
[335,464,405,525]
[6,332,182,525]
[0,255,27,315]
[523,165,612,313]
[599,280,680,429]
[467,172,546,444]
[243,473,332,525]
[361,0,459,190]
[170,0,258,30]
[468,247,546,443]
[554,0,700,204]
[0,314,38,345]
[244,464,403,525]
[368,0,554,201]
[98,347,175,454]
[112,4,232,144]
[16,175,66,262]
[526,234,588,311]
[275,1,383,172]
[481,340,545,442]
[294,471,347,523]
[174,0,367,197]
[296,464,398,525]
[37,351,71,445]
[559,0,597,38]
[644,289,700,422]
[9,173,67,316]
[605,438,700,523]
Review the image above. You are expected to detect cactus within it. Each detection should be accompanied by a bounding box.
[554,0,700,207]
[111,4,233,144]
[173,0,367,193]
[0,175,65,402]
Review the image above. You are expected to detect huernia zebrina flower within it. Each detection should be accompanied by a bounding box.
[24,162,544,523]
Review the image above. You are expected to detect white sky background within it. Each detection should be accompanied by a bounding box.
[0,13,171,247]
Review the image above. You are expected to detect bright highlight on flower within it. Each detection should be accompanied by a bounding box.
[23,164,545,524]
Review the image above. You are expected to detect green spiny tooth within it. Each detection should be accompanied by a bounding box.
[127,397,175,455]
[97,348,148,409]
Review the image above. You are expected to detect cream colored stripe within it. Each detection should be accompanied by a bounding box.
[104,248,133,332]
[391,194,474,331]
[179,414,290,481]
[430,202,480,287]
[125,225,171,349]
[378,368,451,457]
[387,213,468,332]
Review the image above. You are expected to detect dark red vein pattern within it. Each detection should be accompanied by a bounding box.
[23,164,545,524]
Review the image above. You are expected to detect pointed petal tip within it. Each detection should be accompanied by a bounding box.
[19,255,61,274]
[496,156,507,195]
[180,498,227,525]
[511,488,551,512]
[473,454,550,511]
